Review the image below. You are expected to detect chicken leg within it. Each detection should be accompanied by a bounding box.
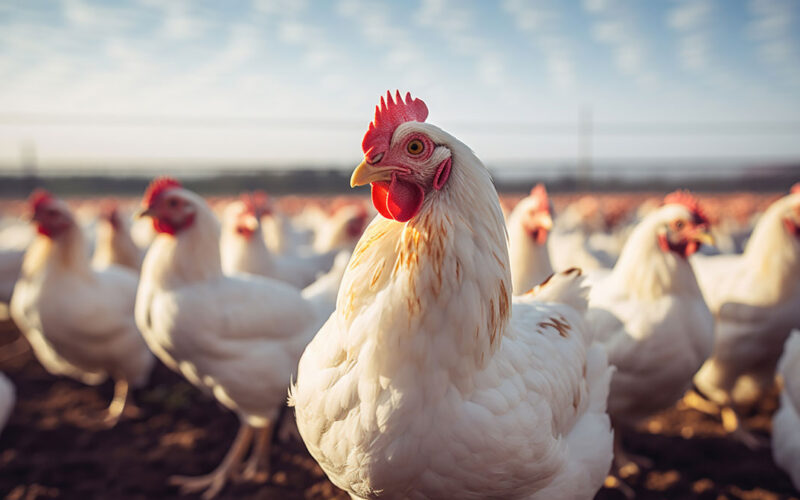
[170,423,254,499]
[102,379,133,427]
[240,421,274,482]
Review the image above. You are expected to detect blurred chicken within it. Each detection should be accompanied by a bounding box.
[691,186,800,446]
[772,330,800,490]
[586,191,714,470]
[508,183,554,293]
[136,178,332,498]
[311,203,368,253]
[10,191,154,426]
[91,202,143,271]
[220,192,337,288]
[291,91,613,499]
[550,196,615,272]
[0,372,14,435]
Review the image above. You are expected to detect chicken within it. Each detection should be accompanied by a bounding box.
[550,196,614,272]
[290,91,614,500]
[0,372,14,435]
[772,330,800,490]
[135,178,331,498]
[9,190,154,426]
[220,192,337,288]
[691,186,800,446]
[311,203,369,254]
[91,202,143,271]
[586,191,715,470]
[508,183,554,294]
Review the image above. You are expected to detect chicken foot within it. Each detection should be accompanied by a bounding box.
[170,423,254,499]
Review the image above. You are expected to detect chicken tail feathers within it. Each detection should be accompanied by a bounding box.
[526,268,588,315]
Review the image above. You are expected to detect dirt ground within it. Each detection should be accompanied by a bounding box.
[1,319,798,500]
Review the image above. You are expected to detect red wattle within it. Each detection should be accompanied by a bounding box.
[370,176,424,222]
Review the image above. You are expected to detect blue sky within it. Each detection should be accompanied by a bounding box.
[0,0,799,170]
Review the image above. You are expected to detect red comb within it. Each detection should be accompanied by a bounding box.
[664,190,709,224]
[362,90,428,161]
[241,190,271,216]
[29,189,54,212]
[530,183,550,212]
[142,177,181,207]
[791,182,799,194]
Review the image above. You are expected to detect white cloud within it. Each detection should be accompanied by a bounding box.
[582,0,612,14]
[668,1,711,31]
[417,0,509,87]
[253,0,307,15]
[502,0,576,91]
[666,0,714,72]
[746,0,800,85]
[586,4,655,83]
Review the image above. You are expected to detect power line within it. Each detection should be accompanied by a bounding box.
[1,112,800,135]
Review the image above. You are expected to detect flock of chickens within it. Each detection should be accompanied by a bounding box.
[0,91,798,499]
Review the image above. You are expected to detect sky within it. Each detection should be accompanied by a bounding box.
[0,0,799,172]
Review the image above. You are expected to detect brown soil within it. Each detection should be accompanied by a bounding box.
[0,320,798,500]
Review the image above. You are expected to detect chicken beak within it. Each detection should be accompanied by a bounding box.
[243,214,259,231]
[350,159,393,188]
[538,213,554,231]
[135,207,154,219]
[691,226,715,247]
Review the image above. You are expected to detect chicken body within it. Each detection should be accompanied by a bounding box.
[10,196,153,424]
[220,199,336,288]
[587,203,714,430]
[292,105,613,500]
[772,330,800,490]
[137,184,330,498]
[692,191,800,411]
[92,207,143,271]
[508,185,554,294]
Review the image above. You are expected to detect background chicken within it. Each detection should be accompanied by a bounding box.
[291,92,613,499]
[586,191,715,471]
[91,202,144,271]
[10,191,154,426]
[772,330,800,490]
[691,186,800,446]
[135,178,332,498]
[220,192,337,288]
[311,203,368,254]
[508,183,554,294]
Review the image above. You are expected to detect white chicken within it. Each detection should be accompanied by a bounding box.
[220,192,337,288]
[91,202,143,271]
[0,372,14,435]
[311,203,369,254]
[772,330,800,490]
[291,91,614,500]
[10,190,154,426]
[508,183,554,294]
[135,178,332,498]
[586,191,715,469]
[691,186,800,445]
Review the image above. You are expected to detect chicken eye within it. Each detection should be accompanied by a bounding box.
[674,220,685,230]
[168,198,179,208]
[407,139,424,156]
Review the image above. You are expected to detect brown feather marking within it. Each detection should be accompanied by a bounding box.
[538,317,571,338]
[349,226,388,270]
[369,260,384,289]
